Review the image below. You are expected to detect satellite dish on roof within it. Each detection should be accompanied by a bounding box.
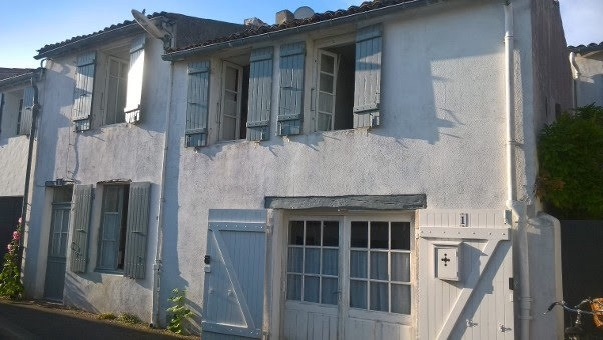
[294,6,315,20]
[131,9,167,40]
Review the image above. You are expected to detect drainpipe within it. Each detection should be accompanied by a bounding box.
[569,52,580,108]
[152,61,173,328]
[21,67,43,230]
[504,3,531,339]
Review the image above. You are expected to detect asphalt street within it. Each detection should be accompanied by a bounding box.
[0,301,186,340]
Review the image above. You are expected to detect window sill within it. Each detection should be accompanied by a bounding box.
[94,269,124,276]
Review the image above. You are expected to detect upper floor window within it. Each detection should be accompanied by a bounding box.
[72,36,146,132]
[0,86,34,139]
[183,24,382,147]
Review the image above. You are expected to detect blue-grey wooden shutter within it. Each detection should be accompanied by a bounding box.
[247,47,273,141]
[124,36,146,124]
[19,86,34,135]
[70,184,93,273]
[0,93,4,135]
[278,42,305,136]
[354,24,382,128]
[73,52,96,131]
[124,182,150,279]
[202,209,267,339]
[185,61,210,147]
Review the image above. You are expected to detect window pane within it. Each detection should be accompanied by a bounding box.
[222,115,236,140]
[391,222,410,250]
[289,221,304,245]
[320,54,335,73]
[287,274,301,300]
[391,252,411,282]
[370,222,388,249]
[305,248,320,274]
[323,221,339,246]
[224,66,239,90]
[350,250,367,278]
[321,277,338,305]
[103,187,120,212]
[370,251,388,280]
[370,282,389,312]
[391,284,411,314]
[304,276,319,303]
[319,73,334,93]
[350,280,367,309]
[351,221,368,248]
[317,112,332,131]
[287,247,303,273]
[306,221,321,246]
[322,249,338,275]
[318,92,334,114]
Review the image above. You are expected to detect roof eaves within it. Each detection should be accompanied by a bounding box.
[0,72,35,92]
[568,41,603,55]
[163,0,432,61]
[35,23,143,60]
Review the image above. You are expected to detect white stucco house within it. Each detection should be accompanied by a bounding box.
[159,0,571,339]
[569,42,603,107]
[20,0,575,339]
[0,67,41,258]
[22,12,242,323]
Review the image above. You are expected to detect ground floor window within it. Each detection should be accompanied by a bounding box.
[97,184,129,271]
[285,215,413,315]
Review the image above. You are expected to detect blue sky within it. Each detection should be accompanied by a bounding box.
[0,0,601,69]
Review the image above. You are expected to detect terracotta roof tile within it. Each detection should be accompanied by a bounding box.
[0,68,34,81]
[569,41,603,54]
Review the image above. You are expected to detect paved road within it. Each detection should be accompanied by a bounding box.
[0,301,185,340]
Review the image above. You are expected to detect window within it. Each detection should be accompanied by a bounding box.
[185,47,273,147]
[287,220,340,305]
[96,183,150,277]
[219,61,249,141]
[313,24,382,131]
[285,217,412,315]
[16,99,23,135]
[349,221,411,314]
[72,36,145,131]
[0,87,33,139]
[68,182,150,278]
[97,185,129,271]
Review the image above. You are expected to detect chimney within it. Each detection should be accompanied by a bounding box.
[244,17,267,27]
[275,10,294,25]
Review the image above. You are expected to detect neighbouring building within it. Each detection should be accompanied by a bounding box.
[22,12,242,323]
[570,42,603,107]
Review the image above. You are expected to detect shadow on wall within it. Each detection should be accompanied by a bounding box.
[62,271,100,314]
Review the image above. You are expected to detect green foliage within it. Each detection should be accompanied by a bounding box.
[167,288,194,335]
[118,313,142,324]
[0,219,24,299]
[537,104,603,218]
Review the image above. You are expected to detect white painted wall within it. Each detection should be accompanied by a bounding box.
[24,36,168,321]
[0,87,29,197]
[574,53,603,107]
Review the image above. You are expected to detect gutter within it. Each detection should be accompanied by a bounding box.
[151,60,174,328]
[504,3,531,339]
[569,52,580,107]
[163,0,437,61]
[21,67,44,237]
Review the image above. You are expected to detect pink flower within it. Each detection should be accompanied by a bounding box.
[17,217,22,225]
[12,231,20,241]
[7,244,14,254]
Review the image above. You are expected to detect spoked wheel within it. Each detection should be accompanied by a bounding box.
[565,325,584,340]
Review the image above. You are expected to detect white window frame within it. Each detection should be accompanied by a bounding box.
[219,61,244,141]
[316,50,339,132]
[102,56,128,126]
[97,184,128,272]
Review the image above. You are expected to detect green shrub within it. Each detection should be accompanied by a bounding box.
[537,104,603,218]
[98,313,117,320]
[167,288,194,334]
[0,219,24,299]
[118,313,142,324]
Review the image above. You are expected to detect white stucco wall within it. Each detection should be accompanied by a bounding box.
[574,53,603,107]
[0,86,29,197]
[24,36,168,321]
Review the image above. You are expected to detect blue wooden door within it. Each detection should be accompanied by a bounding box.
[44,203,71,300]
[202,209,267,340]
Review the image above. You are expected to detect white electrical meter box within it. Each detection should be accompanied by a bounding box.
[434,243,461,281]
